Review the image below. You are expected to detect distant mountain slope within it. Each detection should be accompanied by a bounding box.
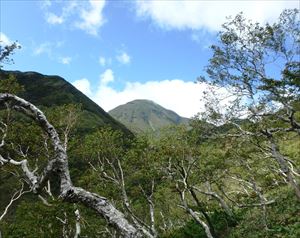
[0,70,132,135]
[109,99,189,133]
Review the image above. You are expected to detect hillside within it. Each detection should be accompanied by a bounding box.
[0,70,132,135]
[109,99,189,133]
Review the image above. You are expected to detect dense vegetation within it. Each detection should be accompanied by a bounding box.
[0,9,299,238]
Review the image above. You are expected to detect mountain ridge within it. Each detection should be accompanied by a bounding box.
[0,70,132,136]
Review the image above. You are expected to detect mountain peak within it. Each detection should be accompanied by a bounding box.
[126,99,157,105]
[109,99,189,133]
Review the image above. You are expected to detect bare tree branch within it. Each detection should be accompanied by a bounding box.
[0,182,31,221]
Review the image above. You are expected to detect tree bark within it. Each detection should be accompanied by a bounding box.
[269,138,300,201]
[192,186,235,221]
[189,188,217,238]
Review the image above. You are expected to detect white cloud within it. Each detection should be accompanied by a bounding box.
[72,69,228,118]
[95,79,207,117]
[46,12,64,24]
[0,32,12,46]
[135,0,299,31]
[42,0,106,35]
[59,56,72,65]
[75,0,106,35]
[72,78,92,96]
[40,0,51,9]
[33,42,52,56]
[33,42,71,65]
[100,69,114,86]
[116,51,131,65]
[43,1,77,25]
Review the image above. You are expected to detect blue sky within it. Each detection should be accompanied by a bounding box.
[0,0,298,117]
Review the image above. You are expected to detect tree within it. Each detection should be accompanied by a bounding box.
[198,9,300,200]
[0,93,143,237]
[81,128,160,238]
[0,41,21,68]
[157,125,239,238]
[0,74,24,95]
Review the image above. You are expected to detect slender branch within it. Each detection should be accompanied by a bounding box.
[74,208,81,238]
[176,183,214,238]
[0,182,31,221]
[192,185,234,219]
[140,180,157,237]
[38,194,52,207]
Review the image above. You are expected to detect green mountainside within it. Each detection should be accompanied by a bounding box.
[0,70,132,135]
[109,99,189,133]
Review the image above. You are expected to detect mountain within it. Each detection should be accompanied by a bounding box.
[0,70,132,136]
[109,99,189,133]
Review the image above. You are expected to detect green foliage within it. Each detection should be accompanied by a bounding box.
[164,220,205,238]
[0,74,24,95]
[163,210,233,238]
[1,199,109,238]
[229,187,300,238]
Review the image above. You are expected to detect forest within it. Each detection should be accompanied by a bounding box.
[0,9,299,238]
